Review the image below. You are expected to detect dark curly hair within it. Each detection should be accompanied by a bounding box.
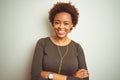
[49,2,79,27]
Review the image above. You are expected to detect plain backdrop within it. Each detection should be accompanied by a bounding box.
[0,0,120,80]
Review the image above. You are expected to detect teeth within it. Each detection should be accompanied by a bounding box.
[58,30,65,34]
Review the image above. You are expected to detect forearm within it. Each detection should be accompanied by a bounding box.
[41,70,89,80]
[41,71,67,80]
[53,73,67,80]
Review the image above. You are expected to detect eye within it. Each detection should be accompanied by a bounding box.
[54,21,60,25]
[64,22,69,25]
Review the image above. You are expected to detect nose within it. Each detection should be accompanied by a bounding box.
[59,23,64,29]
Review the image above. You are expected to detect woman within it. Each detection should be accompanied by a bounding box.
[31,2,89,80]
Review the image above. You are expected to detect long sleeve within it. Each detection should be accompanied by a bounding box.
[77,44,89,80]
[77,44,87,69]
[67,44,89,80]
[31,39,46,80]
[31,38,89,80]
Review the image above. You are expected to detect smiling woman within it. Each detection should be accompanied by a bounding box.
[31,2,89,80]
[53,12,73,41]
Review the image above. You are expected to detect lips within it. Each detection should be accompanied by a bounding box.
[57,30,65,35]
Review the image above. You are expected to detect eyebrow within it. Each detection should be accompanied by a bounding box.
[54,20,70,22]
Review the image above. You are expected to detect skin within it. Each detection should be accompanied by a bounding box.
[51,12,73,46]
[40,12,89,80]
[53,12,73,39]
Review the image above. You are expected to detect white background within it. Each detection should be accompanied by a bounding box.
[0,0,120,80]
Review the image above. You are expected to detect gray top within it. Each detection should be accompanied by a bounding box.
[31,37,89,80]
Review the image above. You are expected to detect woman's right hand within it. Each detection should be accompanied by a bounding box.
[73,69,89,78]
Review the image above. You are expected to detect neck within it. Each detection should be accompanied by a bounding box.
[55,36,68,43]
[51,36,71,46]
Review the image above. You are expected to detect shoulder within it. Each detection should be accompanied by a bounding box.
[71,40,82,47]
[37,37,50,46]
[38,37,49,42]
[71,40,83,51]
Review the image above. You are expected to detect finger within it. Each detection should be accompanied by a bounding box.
[83,72,89,78]
[83,73,89,78]
[83,71,89,74]
[84,71,89,75]
[74,72,84,78]
[77,69,85,73]
[74,69,89,78]
[78,70,88,74]
[79,69,88,72]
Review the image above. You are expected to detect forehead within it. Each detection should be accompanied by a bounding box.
[54,12,72,21]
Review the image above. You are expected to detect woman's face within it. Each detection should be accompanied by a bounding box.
[53,12,73,39]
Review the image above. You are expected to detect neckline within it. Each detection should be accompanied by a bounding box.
[48,37,72,47]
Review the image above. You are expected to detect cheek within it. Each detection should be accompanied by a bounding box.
[66,26,72,30]
[52,25,57,29]
[53,26,59,32]
[52,24,72,31]
[53,25,58,28]
[53,26,58,30]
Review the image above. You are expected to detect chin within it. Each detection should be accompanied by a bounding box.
[57,35,67,39]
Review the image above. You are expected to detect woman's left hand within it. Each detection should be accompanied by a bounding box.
[73,69,89,78]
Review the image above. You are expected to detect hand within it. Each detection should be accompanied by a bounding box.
[41,71,51,79]
[73,69,89,78]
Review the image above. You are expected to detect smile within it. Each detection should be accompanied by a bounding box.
[57,30,65,35]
